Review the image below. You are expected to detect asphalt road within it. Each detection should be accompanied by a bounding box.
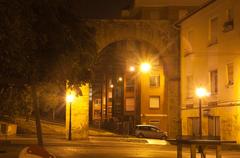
[0,137,239,158]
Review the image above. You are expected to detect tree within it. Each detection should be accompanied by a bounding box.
[0,0,97,146]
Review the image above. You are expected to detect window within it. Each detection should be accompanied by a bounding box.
[210,70,218,95]
[209,17,218,45]
[227,63,234,85]
[94,98,101,105]
[126,78,135,92]
[208,116,220,137]
[223,9,234,32]
[186,75,193,98]
[187,117,200,136]
[125,97,135,111]
[150,75,160,87]
[149,96,160,109]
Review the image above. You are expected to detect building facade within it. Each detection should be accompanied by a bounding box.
[91,41,168,134]
[179,0,240,143]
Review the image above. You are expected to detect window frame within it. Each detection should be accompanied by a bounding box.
[226,63,234,86]
[125,97,135,112]
[149,75,160,88]
[149,96,160,109]
[210,69,218,95]
[208,16,218,46]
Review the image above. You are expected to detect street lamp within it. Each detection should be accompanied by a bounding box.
[140,62,151,73]
[129,66,136,72]
[195,87,210,137]
[118,77,123,82]
[66,92,75,140]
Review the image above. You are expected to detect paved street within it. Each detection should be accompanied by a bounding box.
[0,136,239,158]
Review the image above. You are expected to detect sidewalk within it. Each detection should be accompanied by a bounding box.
[0,134,148,146]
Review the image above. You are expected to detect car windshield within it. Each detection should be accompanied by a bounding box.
[150,127,159,131]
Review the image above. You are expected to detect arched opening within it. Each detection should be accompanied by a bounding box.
[91,39,168,135]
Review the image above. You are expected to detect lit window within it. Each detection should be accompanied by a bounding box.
[210,70,218,95]
[94,98,101,105]
[108,91,112,98]
[227,63,234,85]
[108,91,112,102]
[150,75,160,87]
[125,97,135,112]
[209,17,218,45]
[149,96,160,109]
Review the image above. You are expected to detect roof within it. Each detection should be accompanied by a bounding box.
[175,0,216,27]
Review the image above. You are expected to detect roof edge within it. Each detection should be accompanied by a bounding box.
[174,0,217,28]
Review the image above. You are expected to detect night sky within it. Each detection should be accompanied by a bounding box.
[70,0,206,19]
[70,0,132,19]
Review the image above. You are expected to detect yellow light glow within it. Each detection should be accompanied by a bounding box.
[118,77,123,82]
[195,87,210,98]
[66,93,75,103]
[110,84,114,88]
[129,66,136,72]
[140,62,151,73]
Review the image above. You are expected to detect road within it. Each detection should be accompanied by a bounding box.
[0,137,239,158]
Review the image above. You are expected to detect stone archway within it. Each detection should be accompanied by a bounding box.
[90,19,180,137]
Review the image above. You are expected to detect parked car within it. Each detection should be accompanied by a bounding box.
[135,125,167,139]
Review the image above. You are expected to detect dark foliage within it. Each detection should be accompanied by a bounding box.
[0,0,97,117]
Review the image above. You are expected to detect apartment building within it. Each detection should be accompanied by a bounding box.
[178,0,240,143]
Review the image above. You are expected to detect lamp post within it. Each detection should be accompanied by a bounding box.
[195,87,209,137]
[66,93,75,141]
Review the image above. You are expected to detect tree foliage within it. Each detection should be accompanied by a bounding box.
[0,0,97,117]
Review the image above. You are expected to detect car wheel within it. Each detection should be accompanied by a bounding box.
[137,133,144,138]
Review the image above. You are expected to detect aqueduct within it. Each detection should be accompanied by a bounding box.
[89,19,180,137]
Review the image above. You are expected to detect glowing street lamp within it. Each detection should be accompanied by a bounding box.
[140,62,151,73]
[195,87,209,137]
[110,84,114,88]
[129,66,136,72]
[118,77,123,82]
[66,92,75,140]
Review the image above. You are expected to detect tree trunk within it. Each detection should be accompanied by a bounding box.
[31,85,43,146]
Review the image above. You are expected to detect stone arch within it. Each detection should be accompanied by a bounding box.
[88,19,179,80]
[90,19,180,137]
[97,39,167,78]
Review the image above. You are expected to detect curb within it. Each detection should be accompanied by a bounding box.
[0,137,148,146]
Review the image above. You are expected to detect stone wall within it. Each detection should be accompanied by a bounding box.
[66,84,89,140]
